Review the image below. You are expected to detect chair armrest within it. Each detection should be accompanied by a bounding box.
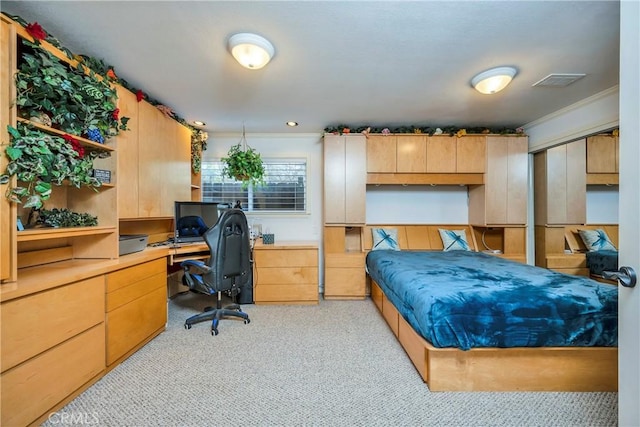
[181,259,212,274]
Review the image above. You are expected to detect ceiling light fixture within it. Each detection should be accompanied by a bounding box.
[471,66,517,94]
[286,121,298,127]
[227,33,275,70]
[193,120,206,126]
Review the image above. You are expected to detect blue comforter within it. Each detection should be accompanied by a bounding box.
[366,250,618,350]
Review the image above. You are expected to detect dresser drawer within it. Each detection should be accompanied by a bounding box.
[324,268,365,298]
[1,324,105,427]
[325,253,365,268]
[106,258,166,292]
[255,267,317,285]
[254,284,318,302]
[254,249,317,267]
[1,275,105,372]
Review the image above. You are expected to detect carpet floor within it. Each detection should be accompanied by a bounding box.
[42,293,617,426]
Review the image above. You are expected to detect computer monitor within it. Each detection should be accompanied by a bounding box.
[174,201,222,243]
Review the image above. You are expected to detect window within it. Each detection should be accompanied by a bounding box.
[201,159,307,213]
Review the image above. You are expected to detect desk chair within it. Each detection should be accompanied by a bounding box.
[181,209,251,335]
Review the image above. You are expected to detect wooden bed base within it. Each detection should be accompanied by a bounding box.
[370,281,618,392]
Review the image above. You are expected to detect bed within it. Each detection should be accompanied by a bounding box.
[364,224,618,391]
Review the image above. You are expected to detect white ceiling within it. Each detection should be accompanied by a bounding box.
[1,1,620,134]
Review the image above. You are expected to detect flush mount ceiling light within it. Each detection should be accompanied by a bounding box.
[471,66,517,94]
[228,33,275,70]
[286,121,298,127]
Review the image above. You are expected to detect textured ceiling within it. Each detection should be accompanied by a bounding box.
[1,1,620,134]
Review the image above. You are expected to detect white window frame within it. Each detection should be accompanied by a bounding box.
[200,158,308,215]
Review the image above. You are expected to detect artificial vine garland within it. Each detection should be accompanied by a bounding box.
[324,125,525,136]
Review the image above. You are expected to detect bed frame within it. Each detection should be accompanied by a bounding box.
[364,224,618,392]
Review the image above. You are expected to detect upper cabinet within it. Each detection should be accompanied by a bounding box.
[534,139,587,225]
[366,134,486,185]
[586,134,619,185]
[587,134,618,173]
[117,88,191,219]
[469,136,528,225]
[324,134,366,224]
[366,134,397,172]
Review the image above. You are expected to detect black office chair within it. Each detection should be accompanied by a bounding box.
[181,209,251,335]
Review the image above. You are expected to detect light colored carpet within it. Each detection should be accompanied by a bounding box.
[43,293,617,426]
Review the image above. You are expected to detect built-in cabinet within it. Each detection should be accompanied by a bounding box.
[324,226,366,299]
[366,134,486,174]
[324,133,528,299]
[0,14,192,425]
[105,259,167,368]
[323,134,366,224]
[469,136,528,225]
[586,134,619,185]
[534,139,586,225]
[117,86,191,219]
[1,276,106,427]
[533,133,619,274]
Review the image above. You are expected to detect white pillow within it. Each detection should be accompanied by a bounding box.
[371,228,400,251]
[438,229,471,251]
[578,229,617,252]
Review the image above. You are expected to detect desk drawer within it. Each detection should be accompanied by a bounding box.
[107,272,166,312]
[1,276,104,372]
[1,324,105,427]
[106,258,166,292]
[106,286,167,365]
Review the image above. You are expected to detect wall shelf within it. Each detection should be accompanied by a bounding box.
[17,117,116,152]
[17,226,116,242]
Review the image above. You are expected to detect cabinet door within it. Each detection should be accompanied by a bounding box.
[344,135,366,223]
[168,122,192,208]
[587,135,618,173]
[396,135,426,172]
[367,135,396,172]
[137,100,163,217]
[505,137,528,224]
[426,136,456,172]
[116,86,140,218]
[565,139,587,224]
[457,136,486,173]
[324,135,346,223]
[469,136,527,225]
[543,141,586,224]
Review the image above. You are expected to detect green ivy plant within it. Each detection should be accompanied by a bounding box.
[191,129,208,174]
[0,123,102,209]
[36,207,98,228]
[15,40,129,143]
[221,142,265,189]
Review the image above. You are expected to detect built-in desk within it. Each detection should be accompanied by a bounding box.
[165,242,210,266]
[0,246,176,427]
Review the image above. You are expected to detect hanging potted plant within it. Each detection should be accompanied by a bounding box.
[221,126,265,189]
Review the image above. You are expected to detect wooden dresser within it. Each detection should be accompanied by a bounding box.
[252,240,319,304]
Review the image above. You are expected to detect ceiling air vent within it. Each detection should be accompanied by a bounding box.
[532,73,586,87]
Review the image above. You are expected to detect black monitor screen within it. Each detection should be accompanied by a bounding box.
[174,201,221,242]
